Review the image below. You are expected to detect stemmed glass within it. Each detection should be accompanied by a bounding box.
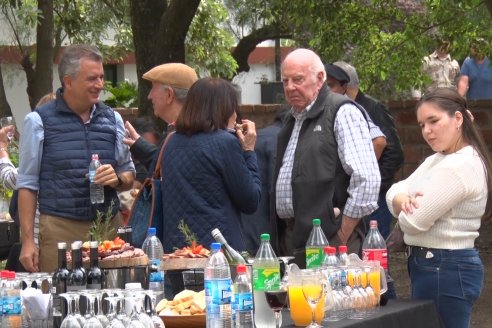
[126,294,147,328]
[60,293,81,328]
[0,116,15,142]
[265,284,288,328]
[279,256,295,287]
[105,296,125,328]
[68,292,87,327]
[144,290,165,328]
[302,270,325,328]
[81,290,103,328]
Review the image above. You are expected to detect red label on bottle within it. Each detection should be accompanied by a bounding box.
[362,249,388,270]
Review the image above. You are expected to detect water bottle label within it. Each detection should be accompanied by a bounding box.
[205,279,232,306]
[89,170,96,183]
[4,296,22,314]
[253,268,280,291]
[150,259,164,282]
[236,292,253,311]
[306,247,323,268]
[362,249,388,270]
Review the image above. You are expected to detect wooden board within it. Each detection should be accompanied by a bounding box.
[162,258,208,271]
[72,254,149,269]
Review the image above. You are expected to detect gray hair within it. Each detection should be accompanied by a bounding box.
[333,61,359,87]
[161,84,189,103]
[58,45,103,86]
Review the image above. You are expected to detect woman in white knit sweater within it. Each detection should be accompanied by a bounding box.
[386,87,492,328]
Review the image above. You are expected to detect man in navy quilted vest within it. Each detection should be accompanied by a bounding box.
[17,44,136,273]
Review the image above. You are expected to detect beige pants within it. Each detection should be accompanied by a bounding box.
[38,213,122,273]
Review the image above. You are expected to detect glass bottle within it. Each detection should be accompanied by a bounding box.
[67,241,87,291]
[87,241,104,289]
[211,228,246,264]
[52,242,70,327]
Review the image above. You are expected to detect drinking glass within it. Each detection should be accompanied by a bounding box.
[302,270,325,328]
[0,116,15,141]
[126,295,147,328]
[80,290,103,328]
[60,293,81,328]
[105,296,125,328]
[278,256,295,288]
[265,285,288,328]
[68,292,87,328]
[144,290,165,328]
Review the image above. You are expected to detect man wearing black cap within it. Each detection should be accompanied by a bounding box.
[330,61,404,240]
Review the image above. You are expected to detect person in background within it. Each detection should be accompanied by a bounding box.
[240,107,288,255]
[17,44,135,273]
[272,49,380,267]
[386,88,491,328]
[458,38,492,100]
[160,77,261,254]
[417,38,460,97]
[123,63,198,170]
[333,61,405,239]
[118,117,162,221]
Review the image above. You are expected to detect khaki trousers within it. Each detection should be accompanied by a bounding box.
[38,213,122,273]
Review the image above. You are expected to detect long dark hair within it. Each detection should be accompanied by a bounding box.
[175,77,238,135]
[417,88,492,222]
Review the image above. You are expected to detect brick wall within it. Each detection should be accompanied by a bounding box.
[116,100,492,181]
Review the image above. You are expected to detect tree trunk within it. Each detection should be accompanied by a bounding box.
[129,0,200,115]
[0,63,13,117]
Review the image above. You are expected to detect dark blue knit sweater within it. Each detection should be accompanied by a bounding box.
[160,130,261,253]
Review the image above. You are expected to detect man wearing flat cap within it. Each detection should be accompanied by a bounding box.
[123,63,198,169]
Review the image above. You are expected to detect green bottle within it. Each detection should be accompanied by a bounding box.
[305,218,329,268]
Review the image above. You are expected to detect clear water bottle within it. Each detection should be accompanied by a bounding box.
[305,218,329,269]
[2,271,22,328]
[205,242,232,328]
[232,264,253,328]
[338,245,349,267]
[142,227,165,302]
[253,233,280,328]
[322,246,339,267]
[89,153,104,204]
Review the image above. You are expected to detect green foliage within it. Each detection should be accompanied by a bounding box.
[104,80,138,108]
[187,0,238,78]
[87,201,116,241]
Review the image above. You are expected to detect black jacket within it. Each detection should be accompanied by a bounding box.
[355,92,404,195]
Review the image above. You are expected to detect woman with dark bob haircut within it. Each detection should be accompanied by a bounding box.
[387,87,492,328]
[160,77,261,255]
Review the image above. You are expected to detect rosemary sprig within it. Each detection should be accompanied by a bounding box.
[87,200,115,242]
[177,219,198,246]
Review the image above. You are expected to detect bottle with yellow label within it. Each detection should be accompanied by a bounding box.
[253,233,280,328]
[305,218,329,269]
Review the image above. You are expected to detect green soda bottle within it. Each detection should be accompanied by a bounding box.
[305,218,329,269]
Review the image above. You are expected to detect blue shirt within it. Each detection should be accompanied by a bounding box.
[460,57,492,100]
[17,105,134,191]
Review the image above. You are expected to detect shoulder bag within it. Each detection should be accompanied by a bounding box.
[127,132,174,247]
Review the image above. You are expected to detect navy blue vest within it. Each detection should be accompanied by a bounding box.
[36,90,120,221]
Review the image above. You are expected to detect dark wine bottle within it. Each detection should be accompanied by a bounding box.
[67,241,87,291]
[211,228,246,264]
[52,242,69,328]
[87,241,104,289]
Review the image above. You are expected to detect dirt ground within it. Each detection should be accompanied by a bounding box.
[389,222,492,327]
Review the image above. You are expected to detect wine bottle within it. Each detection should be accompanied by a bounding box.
[52,242,69,328]
[87,241,104,289]
[211,228,246,264]
[67,241,87,291]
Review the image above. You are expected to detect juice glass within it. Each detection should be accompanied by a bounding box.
[288,285,324,326]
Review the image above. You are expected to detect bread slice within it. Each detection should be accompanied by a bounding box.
[173,289,197,303]
[155,299,169,313]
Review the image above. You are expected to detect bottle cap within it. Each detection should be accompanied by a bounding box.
[57,242,67,249]
[236,264,247,274]
[71,241,82,250]
[370,220,378,228]
[328,246,336,254]
[91,154,99,160]
[312,218,321,225]
[338,245,347,253]
[323,246,331,254]
[211,228,221,238]
[260,233,270,241]
[148,227,157,236]
[89,241,99,248]
[211,242,221,251]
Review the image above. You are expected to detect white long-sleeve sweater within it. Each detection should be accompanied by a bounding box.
[386,145,487,249]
